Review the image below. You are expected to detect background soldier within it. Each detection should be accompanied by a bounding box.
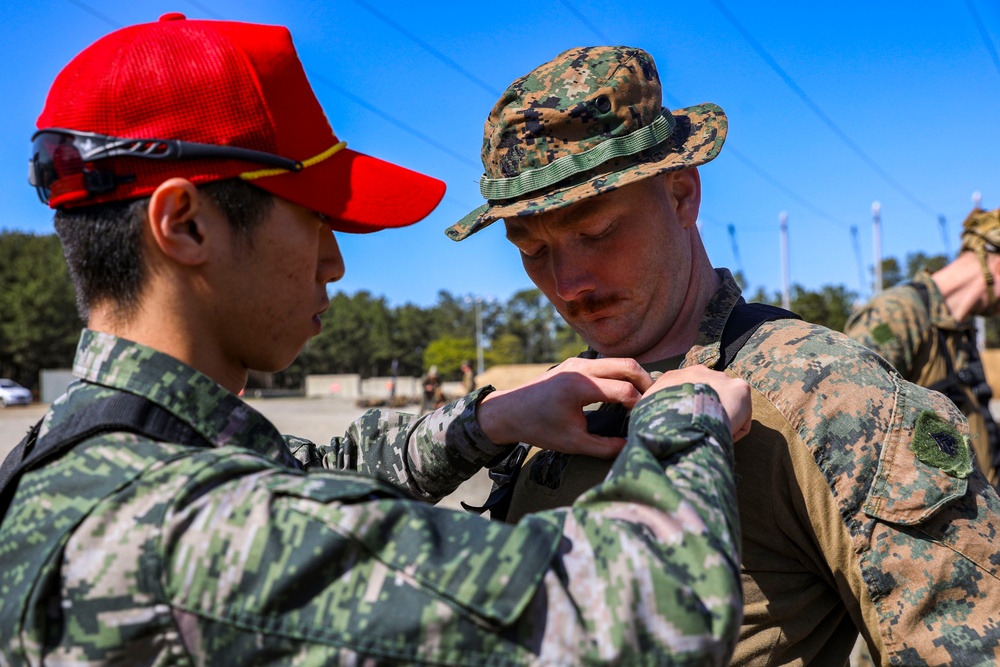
[0,16,752,665]
[846,207,1000,489]
[447,45,1000,666]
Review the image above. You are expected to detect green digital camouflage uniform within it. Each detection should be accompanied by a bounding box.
[0,329,744,666]
[845,270,998,487]
[499,271,1000,666]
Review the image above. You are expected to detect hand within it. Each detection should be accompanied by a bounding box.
[477,357,653,458]
[643,365,752,442]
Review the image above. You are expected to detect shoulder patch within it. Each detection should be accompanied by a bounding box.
[871,322,896,345]
[912,410,972,478]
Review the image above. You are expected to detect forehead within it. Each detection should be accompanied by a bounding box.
[502,182,655,243]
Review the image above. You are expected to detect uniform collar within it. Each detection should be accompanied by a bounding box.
[67,329,299,466]
[684,268,743,369]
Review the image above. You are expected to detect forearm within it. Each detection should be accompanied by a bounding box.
[325,386,509,501]
[525,383,742,664]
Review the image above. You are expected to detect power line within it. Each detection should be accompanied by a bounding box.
[662,91,851,231]
[965,0,1000,79]
[559,0,611,44]
[350,0,501,98]
[726,147,851,231]
[708,0,939,219]
[307,72,481,170]
[64,0,120,28]
[181,0,224,20]
[65,0,480,174]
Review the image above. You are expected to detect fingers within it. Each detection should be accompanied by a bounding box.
[477,357,651,449]
[645,365,752,441]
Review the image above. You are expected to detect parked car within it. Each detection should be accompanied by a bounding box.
[0,379,32,407]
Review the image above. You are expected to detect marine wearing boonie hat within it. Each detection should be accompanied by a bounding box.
[445,45,727,241]
[30,12,445,232]
[959,207,1000,309]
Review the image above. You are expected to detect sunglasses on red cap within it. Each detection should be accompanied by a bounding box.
[29,128,305,205]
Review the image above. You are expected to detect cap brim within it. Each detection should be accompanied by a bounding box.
[258,147,446,234]
[445,103,726,242]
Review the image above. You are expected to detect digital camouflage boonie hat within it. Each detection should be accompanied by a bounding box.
[445,45,728,241]
[960,207,1000,254]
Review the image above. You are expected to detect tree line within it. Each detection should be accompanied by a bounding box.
[0,229,971,392]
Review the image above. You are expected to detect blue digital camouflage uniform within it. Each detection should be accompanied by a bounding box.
[502,271,1000,667]
[0,329,743,665]
[845,270,998,488]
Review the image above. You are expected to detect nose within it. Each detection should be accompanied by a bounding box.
[550,249,595,303]
[320,229,346,284]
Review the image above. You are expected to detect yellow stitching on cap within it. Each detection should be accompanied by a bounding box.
[239,141,347,181]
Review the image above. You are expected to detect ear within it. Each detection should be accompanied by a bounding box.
[668,167,702,229]
[146,178,212,266]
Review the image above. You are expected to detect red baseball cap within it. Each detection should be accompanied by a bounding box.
[33,13,445,233]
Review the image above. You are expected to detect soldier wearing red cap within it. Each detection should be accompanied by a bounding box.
[0,15,754,665]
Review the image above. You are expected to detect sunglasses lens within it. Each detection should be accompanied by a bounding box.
[30,132,84,204]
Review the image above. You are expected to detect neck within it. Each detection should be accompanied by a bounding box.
[88,290,247,395]
[634,248,721,363]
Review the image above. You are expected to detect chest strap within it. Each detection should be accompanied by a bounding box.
[0,392,213,525]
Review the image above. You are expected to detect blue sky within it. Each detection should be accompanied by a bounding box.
[2,1,998,307]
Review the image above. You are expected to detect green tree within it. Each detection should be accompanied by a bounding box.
[789,284,857,332]
[424,336,477,378]
[747,283,856,332]
[0,231,82,390]
[304,290,394,377]
[555,326,587,360]
[905,252,947,277]
[499,288,558,363]
[879,257,903,289]
[486,333,527,366]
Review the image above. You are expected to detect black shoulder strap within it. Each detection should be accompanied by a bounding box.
[718,300,801,370]
[0,392,213,523]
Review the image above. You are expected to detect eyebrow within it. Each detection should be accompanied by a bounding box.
[504,225,534,244]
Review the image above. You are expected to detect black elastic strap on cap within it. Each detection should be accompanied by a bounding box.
[0,392,214,524]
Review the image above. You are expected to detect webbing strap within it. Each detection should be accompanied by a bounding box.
[0,392,214,524]
[718,300,801,370]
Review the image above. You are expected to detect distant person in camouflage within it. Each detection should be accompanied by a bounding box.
[420,364,444,413]
[447,45,1000,666]
[846,207,1000,489]
[0,16,753,666]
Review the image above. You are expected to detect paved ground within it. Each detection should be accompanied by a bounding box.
[0,397,493,511]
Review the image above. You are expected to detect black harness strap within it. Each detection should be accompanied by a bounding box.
[0,392,214,523]
[718,300,801,370]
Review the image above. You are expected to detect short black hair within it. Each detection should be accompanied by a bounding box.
[54,179,274,322]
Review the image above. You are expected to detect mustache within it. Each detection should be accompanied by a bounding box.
[565,293,622,317]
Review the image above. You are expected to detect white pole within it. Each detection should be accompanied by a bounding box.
[973,191,983,209]
[779,212,790,311]
[872,201,882,295]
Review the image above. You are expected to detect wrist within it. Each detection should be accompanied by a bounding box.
[476,388,519,446]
